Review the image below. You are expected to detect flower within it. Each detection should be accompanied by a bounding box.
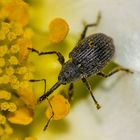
[0,0,36,139]
[29,0,140,140]
[46,94,70,120]
[1,0,140,140]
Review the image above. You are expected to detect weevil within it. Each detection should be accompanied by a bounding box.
[29,12,133,130]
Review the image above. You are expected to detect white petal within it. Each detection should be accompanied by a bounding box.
[97,0,140,71]
[35,0,140,140]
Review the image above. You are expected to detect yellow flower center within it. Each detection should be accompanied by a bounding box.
[0,0,35,139]
[1,22,11,34]
[1,102,9,111]
[0,45,8,57]
[6,66,15,76]
[0,114,6,124]
[0,58,5,67]
[0,90,11,100]
[4,0,29,26]
[7,32,17,41]
[8,103,17,112]
[10,44,20,54]
[24,137,37,140]
[1,75,10,84]
[9,56,19,65]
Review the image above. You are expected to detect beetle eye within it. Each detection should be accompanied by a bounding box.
[78,64,81,67]
[66,71,70,75]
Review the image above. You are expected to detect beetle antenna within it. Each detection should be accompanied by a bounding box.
[37,80,62,103]
[43,97,54,131]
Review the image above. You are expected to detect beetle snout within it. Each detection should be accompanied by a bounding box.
[58,67,74,84]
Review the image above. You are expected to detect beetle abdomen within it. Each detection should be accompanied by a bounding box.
[69,33,115,76]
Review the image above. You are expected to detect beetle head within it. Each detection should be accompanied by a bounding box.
[58,60,80,84]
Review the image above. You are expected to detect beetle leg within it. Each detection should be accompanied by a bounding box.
[29,79,47,93]
[29,78,54,131]
[28,48,65,65]
[68,83,74,102]
[82,78,101,110]
[97,67,133,78]
[79,12,101,41]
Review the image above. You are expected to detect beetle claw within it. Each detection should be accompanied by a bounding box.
[96,104,101,110]
[37,95,45,104]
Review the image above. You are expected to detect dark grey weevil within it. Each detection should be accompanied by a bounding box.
[29,13,133,129]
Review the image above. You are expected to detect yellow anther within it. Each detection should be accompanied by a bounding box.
[49,18,69,43]
[0,114,6,124]
[19,81,30,88]
[7,107,33,125]
[4,124,13,135]
[8,102,17,112]
[0,102,9,111]
[0,5,7,20]
[23,72,33,80]
[0,126,4,136]
[10,44,20,54]
[7,32,17,41]
[0,31,5,40]
[17,38,32,49]
[16,66,27,74]
[17,38,32,62]
[12,23,23,36]
[1,22,11,34]
[0,58,5,67]
[4,0,29,26]
[10,75,20,89]
[6,66,15,75]
[9,56,19,65]
[17,87,36,110]
[0,68,2,74]
[23,28,34,39]
[2,75,10,84]
[24,137,36,140]
[0,77,3,84]
[0,0,34,137]
[0,45,8,57]
[46,94,70,120]
[0,90,11,100]
[11,80,20,89]
[10,75,18,84]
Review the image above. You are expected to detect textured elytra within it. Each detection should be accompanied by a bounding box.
[70,33,115,75]
[59,33,115,83]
